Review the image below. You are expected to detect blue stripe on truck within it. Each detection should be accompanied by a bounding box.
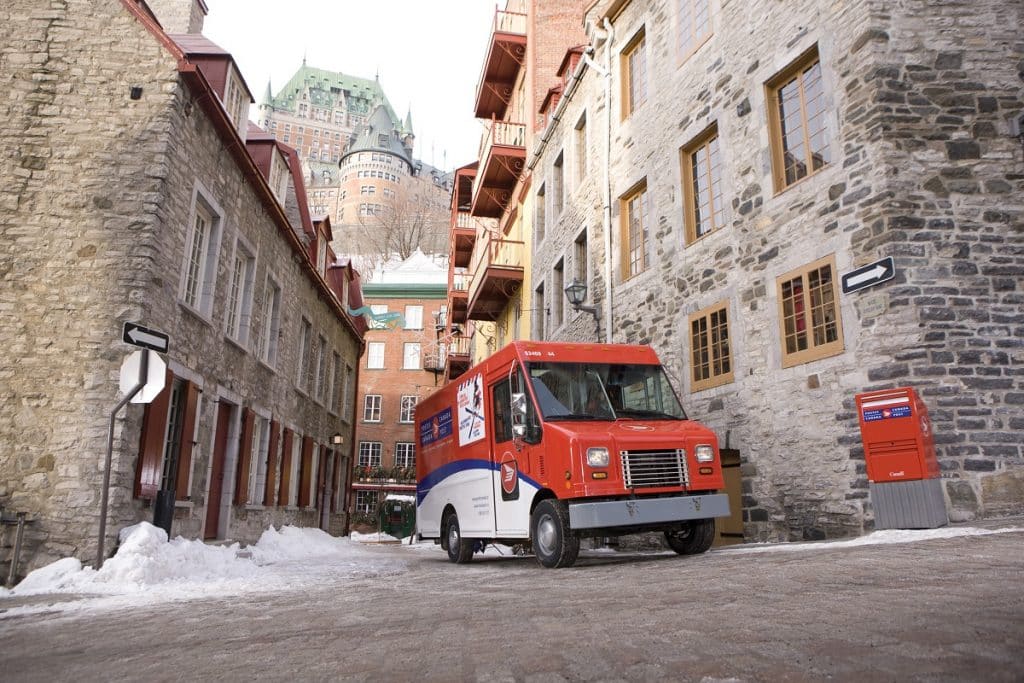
[417,459,542,505]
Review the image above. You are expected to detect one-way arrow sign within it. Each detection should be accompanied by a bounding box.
[122,322,170,354]
[842,257,895,294]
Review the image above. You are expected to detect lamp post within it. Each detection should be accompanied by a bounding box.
[564,278,601,341]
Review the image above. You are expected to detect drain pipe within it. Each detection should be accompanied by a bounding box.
[596,18,615,344]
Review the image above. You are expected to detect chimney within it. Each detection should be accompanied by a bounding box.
[145,0,208,34]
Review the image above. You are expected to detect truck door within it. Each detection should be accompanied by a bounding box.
[489,368,538,537]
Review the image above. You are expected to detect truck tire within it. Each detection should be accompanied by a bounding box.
[444,511,474,564]
[665,518,716,555]
[531,499,579,568]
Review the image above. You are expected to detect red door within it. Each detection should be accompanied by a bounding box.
[204,402,232,539]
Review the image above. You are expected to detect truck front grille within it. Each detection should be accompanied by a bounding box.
[620,449,689,489]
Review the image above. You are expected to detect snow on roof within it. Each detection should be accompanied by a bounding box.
[367,248,448,284]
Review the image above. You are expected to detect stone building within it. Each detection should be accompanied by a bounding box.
[523,0,1023,540]
[0,0,367,576]
[257,63,451,262]
[350,252,449,523]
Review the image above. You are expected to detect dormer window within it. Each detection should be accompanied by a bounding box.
[377,133,388,146]
[316,233,328,276]
[268,149,289,204]
[224,69,249,141]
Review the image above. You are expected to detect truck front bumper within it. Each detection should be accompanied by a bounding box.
[568,493,730,530]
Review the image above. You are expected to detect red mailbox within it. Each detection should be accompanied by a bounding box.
[855,387,939,483]
[855,387,947,529]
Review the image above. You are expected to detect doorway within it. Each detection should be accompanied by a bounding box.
[204,401,233,540]
[714,448,744,546]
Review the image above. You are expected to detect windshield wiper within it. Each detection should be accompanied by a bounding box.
[614,409,680,420]
[543,413,604,421]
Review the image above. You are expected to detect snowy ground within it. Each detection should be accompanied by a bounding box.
[1,522,1020,620]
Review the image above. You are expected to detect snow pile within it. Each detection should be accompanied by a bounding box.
[723,525,1024,555]
[351,530,404,544]
[8,522,404,601]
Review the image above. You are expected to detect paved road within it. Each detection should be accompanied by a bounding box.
[2,525,1023,682]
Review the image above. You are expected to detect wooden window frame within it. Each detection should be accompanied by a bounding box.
[677,0,713,64]
[776,254,844,368]
[680,123,726,244]
[620,28,647,120]
[765,46,831,193]
[689,301,734,392]
[363,394,382,423]
[619,179,650,281]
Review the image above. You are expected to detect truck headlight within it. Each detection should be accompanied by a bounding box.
[586,447,609,467]
[695,445,715,462]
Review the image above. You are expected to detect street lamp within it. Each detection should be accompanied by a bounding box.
[565,278,601,342]
[332,432,344,446]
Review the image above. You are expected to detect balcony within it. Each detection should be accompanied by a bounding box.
[474,9,527,120]
[471,118,526,219]
[467,237,525,321]
[449,268,470,325]
[445,335,472,382]
[451,212,477,269]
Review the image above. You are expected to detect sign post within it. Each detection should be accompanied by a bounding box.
[97,324,171,569]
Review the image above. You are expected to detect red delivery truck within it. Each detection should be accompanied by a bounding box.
[415,341,729,568]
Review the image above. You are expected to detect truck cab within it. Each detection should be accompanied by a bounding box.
[415,341,729,568]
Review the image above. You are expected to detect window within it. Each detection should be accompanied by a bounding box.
[140,376,200,501]
[314,335,328,402]
[535,184,546,242]
[678,0,712,60]
[404,305,423,330]
[247,415,271,504]
[363,394,382,422]
[574,229,588,284]
[367,304,389,330]
[181,191,222,316]
[777,255,844,367]
[355,490,378,514]
[689,302,734,391]
[394,442,415,468]
[329,351,342,414]
[225,239,256,345]
[343,364,355,414]
[287,431,301,506]
[358,441,382,467]
[534,282,546,340]
[552,152,564,217]
[403,342,421,370]
[552,259,564,328]
[621,29,647,119]
[620,180,651,280]
[255,276,281,366]
[681,124,726,243]
[297,318,312,391]
[367,341,385,369]
[767,47,830,190]
[399,395,417,423]
[575,113,588,184]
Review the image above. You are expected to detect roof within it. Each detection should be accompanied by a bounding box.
[267,63,396,120]
[339,104,412,168]
[167,33,228,56]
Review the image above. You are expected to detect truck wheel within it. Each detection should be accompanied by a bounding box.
[444,511,474,564]
[665,518,716,555]
[531,499,579,568]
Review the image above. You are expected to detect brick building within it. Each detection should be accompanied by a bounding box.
[350,252,448,522]
[521,0,1023,540]
[0,0,367,575]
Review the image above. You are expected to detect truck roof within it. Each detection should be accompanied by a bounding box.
[503,340,662,365]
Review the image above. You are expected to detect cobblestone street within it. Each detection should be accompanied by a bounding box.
[2,523,1022,682]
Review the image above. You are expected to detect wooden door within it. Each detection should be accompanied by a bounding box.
[204,402,232,539]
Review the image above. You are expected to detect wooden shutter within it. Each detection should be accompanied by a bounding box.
[233,408,254,505]
[330,451,341,513]
[174,381,200,500]
[134,367,174,499]
[263,420,280,506]
[278,429,293,506]
[298,436,314,507]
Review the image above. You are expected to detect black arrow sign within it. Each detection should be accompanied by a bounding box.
[842,257,895,294]
[122,322,170,353]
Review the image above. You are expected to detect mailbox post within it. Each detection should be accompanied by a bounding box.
[855,387,948,529]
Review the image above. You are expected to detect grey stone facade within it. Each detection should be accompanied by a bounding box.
[0,0,363,575]
[529,0,1023,541]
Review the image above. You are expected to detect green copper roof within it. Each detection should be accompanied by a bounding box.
[267,64,397,119]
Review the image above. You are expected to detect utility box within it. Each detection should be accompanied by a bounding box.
[855,387,948,530]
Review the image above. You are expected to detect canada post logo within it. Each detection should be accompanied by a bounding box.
[420,407,453,447]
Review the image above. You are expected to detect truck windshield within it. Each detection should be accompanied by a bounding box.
[526,362,686,421]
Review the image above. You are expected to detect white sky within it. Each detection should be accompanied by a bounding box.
[2,522,1021,619]
[202,0,498,171]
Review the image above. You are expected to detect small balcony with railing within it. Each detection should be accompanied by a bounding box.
[466,234,525,322]
[474,8,527,120]
[470,117,526,219]
[448,267,471,325]
[445,334,472,381]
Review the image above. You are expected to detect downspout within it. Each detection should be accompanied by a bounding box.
[593,18,615,344]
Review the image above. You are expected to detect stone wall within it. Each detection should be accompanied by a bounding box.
[530,0,1023,541]
[0,0,361,575]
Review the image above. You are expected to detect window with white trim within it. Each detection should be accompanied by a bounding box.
[247,416,270,504]
[180,191,223,316]
[367,341,385,369]
[298,318,312,391]
[363,394,382,422]
[329,351,341,414]
[225,239,256,346]
[355,490,378,514]
[394,442,415,468]
[358,441,382,467]
[314,335,328,403]
[399,395,417,423]
[256,276,282,366]
[403,342,421,370]
[404,305,423,330]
